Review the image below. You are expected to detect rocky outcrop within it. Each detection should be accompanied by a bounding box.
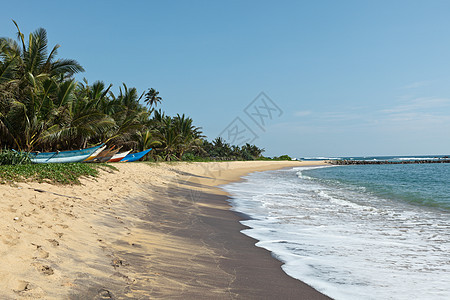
[327,159,450,165]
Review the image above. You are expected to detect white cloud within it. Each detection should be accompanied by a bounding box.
[381,97,450,114]
[294,110,312,117]
[400,80,430,90]
[319,111,365,122]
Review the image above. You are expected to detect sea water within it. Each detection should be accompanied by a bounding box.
[221,163,450,300]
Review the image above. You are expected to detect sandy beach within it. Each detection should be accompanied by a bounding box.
[0,161,330,299]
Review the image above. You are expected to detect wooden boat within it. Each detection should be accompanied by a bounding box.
[120,149,152,162]
[83,145,107,162]
[88,146,115,163]
[30,144,104,164]
[96,148,120,163]
[108,150,132,162]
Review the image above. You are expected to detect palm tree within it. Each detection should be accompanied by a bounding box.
[211,137,232,158]
[103,84,150,148]
[144,88,162,108]
[242,143,264,158]
[39,80,116,149]
[0,21,85,151]
[156,116,181,161]
[134,129,161,152]
[173,114,204,159]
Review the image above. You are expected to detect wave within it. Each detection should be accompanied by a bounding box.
[221,167,450,300]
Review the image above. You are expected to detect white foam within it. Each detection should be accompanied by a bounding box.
[221,167,450,300]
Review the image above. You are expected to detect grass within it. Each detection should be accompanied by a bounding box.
[0,163,117,185]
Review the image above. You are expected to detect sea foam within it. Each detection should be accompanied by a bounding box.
[222,166,450,300]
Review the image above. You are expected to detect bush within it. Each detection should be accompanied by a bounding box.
[0,150,31,165]
[256,156,272,160]
[274,154,292,161]
[182,153,196,161]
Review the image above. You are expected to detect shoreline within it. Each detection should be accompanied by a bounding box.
[178,161,332,299]
[0,161,330,299]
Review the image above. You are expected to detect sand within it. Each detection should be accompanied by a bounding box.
[0,160,330,299]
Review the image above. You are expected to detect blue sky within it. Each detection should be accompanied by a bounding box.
[2,0,450,157]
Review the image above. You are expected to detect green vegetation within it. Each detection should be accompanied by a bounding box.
[0,149,31,165]
[272,154,293,161]
[0,163,114,184]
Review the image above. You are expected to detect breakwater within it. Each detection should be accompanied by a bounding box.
[327,159,450,165]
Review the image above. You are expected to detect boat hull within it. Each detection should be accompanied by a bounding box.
[120,149,152,162]
[96,148,120,163]
[108,150,132,162]
[30,145,103,164]
[88,146,115,163]
[84,145,107,162]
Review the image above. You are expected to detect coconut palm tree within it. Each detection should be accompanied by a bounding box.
[103,84,150,148]
[144,88,162,108]
[0,21,85,151]
[173,114,204,159]
[39,80,116,149]
[9,21,83,80]
[133,129,161,152]
[156,116,181,161]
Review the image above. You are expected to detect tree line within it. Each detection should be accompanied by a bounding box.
[0,22,279,161]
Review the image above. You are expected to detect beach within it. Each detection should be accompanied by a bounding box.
[0,161,330,299]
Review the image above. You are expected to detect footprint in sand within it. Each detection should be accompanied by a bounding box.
[31,244,49,259]
[32,263,54,276]
[111,258,129,269]
[13,280,31,293]
[112,271,135,284]
[2,233,20,246]
[46,239,59,247]
[97,288,113,299]
[13,280,45,297]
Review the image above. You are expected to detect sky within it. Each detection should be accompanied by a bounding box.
[2,0,450,157]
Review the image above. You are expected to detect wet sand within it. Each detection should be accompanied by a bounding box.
[0,161,331,299]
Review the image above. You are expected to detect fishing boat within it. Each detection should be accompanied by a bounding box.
[30,144,104,164]
[88,146,115,163]
[83,145,107,162]
[96,148,120,163]
[108,150,132,162]
[120,149,152,162]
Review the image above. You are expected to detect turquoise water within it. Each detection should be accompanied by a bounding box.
[223,164,450,299]
[303,164,450,211]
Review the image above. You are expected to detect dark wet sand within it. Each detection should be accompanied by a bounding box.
[132,177,333,299]
[184,185,331,299]
[68,162,332,299]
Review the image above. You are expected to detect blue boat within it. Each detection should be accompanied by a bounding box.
[120,149,152,162]
[30,144,104,164]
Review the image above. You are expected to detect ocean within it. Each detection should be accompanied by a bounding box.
[221,159,450,300]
